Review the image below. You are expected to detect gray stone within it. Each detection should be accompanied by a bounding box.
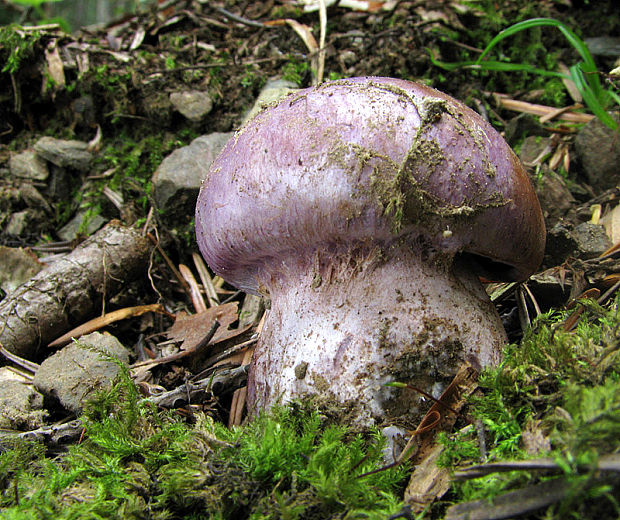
[584,37,620,57]
[0,246,44,293]
[534,169,576,225]
[505,114,547,147]
[57,210,107,241]
[170,90,213,121]
[545,221,612,264]
[574,114,620,191]
[518,135,552,167]
[6,210,30,236]
[34,136,93,172]
[152,132,232,222]
[20,183,53,214]
[0,380,48,429]
[573,222,612,259]
[243,78,299,123]
[529,269,572,308]
[5,207,47,237]
[34,332,130,414]
[9,149,49,181]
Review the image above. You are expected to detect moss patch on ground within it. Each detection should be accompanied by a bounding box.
[2,295,619,519]
[0,362,408,519]
[435,295,620,518]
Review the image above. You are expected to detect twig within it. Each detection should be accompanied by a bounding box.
[0,366,249,445]
[0,345,40,374]
[47,304,168,348]
[148,365,249,407]
[316,0,327,84]
[212,5,266,28]
[192,253,220,307]
[492,93,595,123]
[454,453,620,480]
[179,264,207,313]
[221,290,243,305]
[146,232,193,302]
[597,279,620,305]
[197,336,258,376]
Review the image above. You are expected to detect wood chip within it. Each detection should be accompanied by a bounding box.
[493,93,594,123]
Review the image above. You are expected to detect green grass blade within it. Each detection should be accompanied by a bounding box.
[476,18,605,102]
[608,90,620,107]
[429,50,568,79]
[477,18,590,68]
[465,62,567,77]
[427,49,475,71]
[570,64,618,131]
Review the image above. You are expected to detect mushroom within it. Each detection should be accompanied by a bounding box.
[195,77,545,425]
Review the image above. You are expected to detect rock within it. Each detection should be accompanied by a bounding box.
[170,90,213,121]
[0,380,48,429]
[518,135,552,167]
[6,210,30,236]
[5,205,48,237]
[152,132,232,223]
[33,332,130,414]
[57,210,107,241]
[545,221,612,264]
[243,78,299,122]
[9,149,49,181]
[20,183,54,214]
[584,36,620,57]
[151,79,300,224]
[534,169,576,225]
[573,222,612,258]
[34,136,93,172]
[574,114,620,191]
[528,268,572,308]
[0,246,45,293]
[505,114,547,147]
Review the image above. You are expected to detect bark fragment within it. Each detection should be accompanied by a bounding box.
[0,221,151,359]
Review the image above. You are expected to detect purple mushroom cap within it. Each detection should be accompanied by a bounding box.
[195,77,545,424]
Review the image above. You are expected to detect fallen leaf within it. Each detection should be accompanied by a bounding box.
[404,445,451,513]
[601,204,620,245]
[166,302,246,351]
[44,40,65,91]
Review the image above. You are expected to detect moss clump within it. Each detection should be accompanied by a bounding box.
[0,362,408,519]
[281,58,310,86]
[437,295,620,518]
[0,25,43,75]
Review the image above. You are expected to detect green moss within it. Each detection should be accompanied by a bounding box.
[0,362,408,519]
[0,24,42,75]
[438,296,620,516]
[281,59,310,86]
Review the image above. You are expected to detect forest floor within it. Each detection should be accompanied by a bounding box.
[0,0,619,518]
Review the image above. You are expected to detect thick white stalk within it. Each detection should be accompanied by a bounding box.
[247,245,505,425]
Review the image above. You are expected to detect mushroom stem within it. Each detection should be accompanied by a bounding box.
[247,243,505,425]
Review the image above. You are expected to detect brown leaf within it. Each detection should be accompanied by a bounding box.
[601,205,620,246]
[166,302,244,351]
[44,40,65,91]
[403,363,479,512]
[404,445,451,513]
